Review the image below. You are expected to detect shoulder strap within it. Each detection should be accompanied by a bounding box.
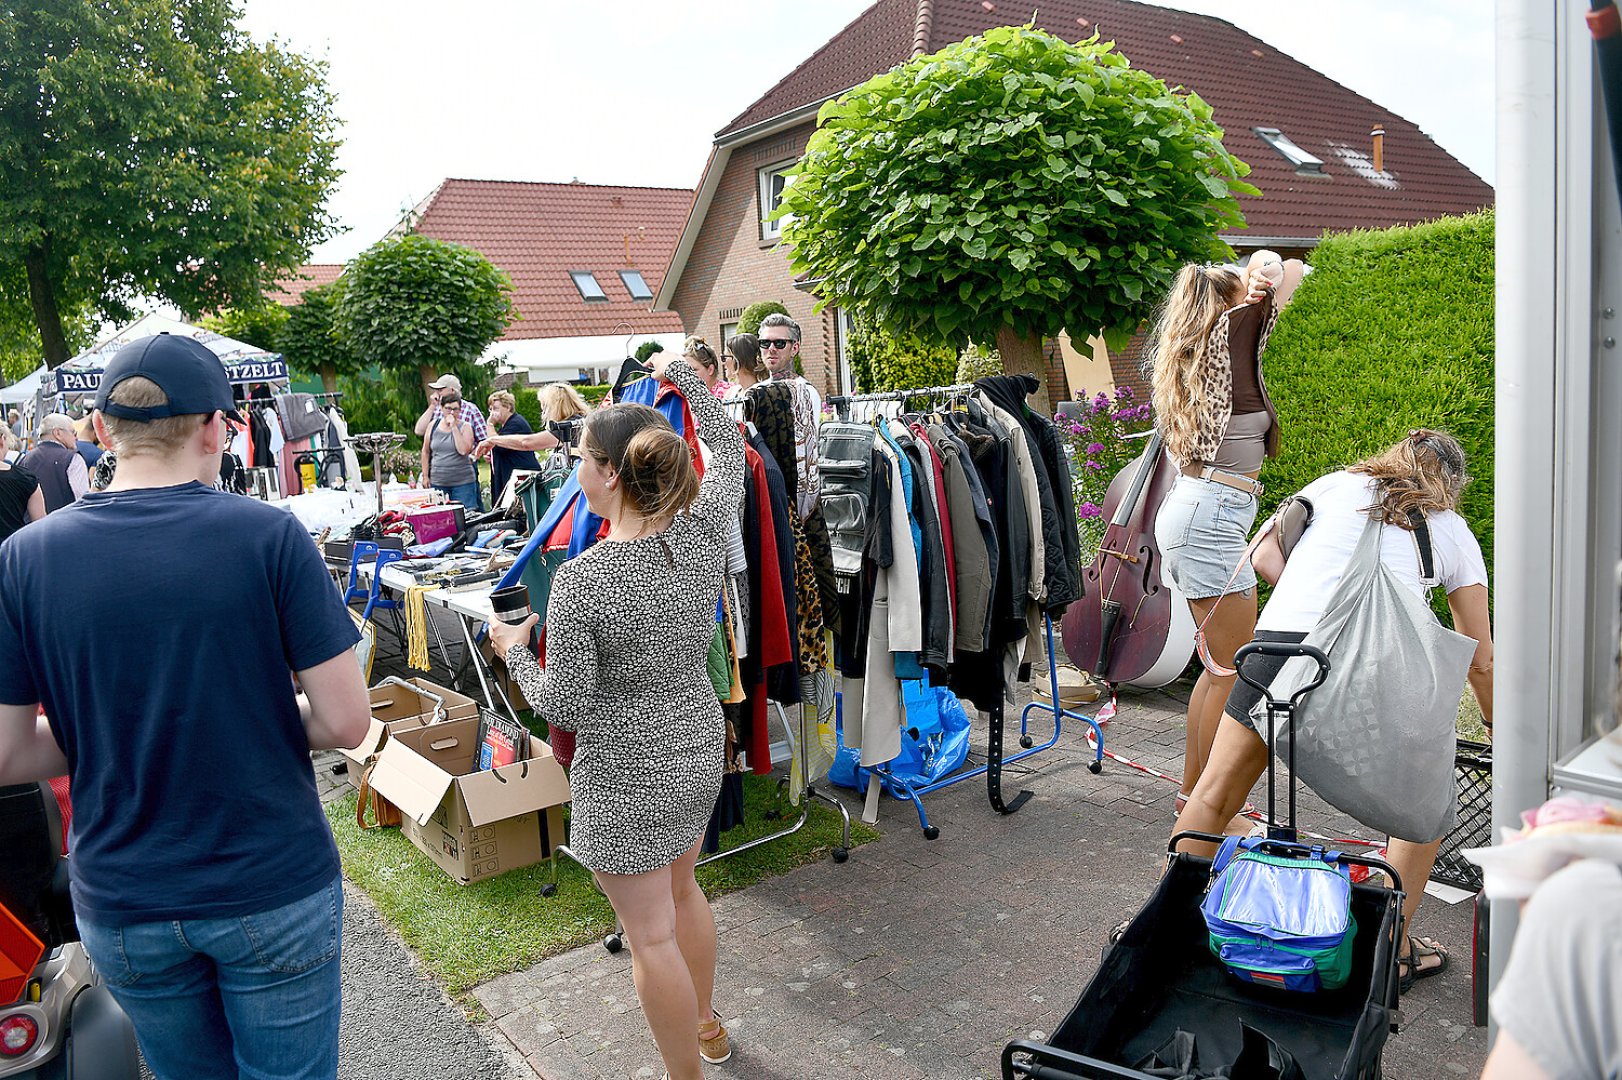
[1406,509,1437,586]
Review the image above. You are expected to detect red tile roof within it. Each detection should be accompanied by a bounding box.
[717,0,1491,238]
[267,264,343,306]
[409,179,690,340]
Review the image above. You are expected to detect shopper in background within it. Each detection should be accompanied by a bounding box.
[0,451,43,544]
[724,333,766,398]
[488,352,744,1080]
[7,409,22,440]
[684,336,734,399]
[483,390,542,505]
[413,373,488,511]
[477,383,591,462]
[757,313,822,517]
[74,414,104,469]
[0,333,370,1080]
[19,413,88,513]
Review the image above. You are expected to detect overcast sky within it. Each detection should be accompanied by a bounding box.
[236,0,1494,266]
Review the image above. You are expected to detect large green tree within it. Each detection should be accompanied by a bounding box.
[0,1,343,367]
[335,235,515,439]
[198,302,289,354]
[780,26,1255,410]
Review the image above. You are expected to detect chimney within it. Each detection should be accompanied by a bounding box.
[1371,124,1386,173]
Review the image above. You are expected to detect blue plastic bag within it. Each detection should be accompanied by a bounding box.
[830,678,971,795]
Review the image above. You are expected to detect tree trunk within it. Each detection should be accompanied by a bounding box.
[995,325,1053,416]
[418,362,436,396]
[319,362,338,395]
[24,245,70,369]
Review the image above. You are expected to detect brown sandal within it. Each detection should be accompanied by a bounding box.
[699,1016,731,1064]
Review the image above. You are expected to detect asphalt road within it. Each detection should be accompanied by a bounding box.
[339,882,524,1080]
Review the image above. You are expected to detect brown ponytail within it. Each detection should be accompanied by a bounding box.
[583,403,700,519]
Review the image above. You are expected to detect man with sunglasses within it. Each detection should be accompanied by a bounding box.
[757,313,821,517]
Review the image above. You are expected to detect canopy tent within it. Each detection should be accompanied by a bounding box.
[0,364,46,406]
[42,313,289,396]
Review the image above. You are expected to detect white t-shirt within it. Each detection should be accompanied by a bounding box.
[1256,471,1488,633]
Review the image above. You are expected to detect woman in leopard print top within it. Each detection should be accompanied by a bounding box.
[488,355,744,1079]
[1144,252,1305,823]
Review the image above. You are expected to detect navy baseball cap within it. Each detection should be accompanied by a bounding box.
[94,333,244,423]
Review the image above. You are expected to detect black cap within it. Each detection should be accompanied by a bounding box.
[94,333,244,423]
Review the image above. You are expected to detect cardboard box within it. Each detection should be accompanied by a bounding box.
[367,717,571,885]
[340,678,478,789]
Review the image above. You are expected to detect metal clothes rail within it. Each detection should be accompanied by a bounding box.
[828,383,1106,836]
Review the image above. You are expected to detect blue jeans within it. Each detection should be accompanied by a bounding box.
[77,875,343,1080]
[434,481,482,513]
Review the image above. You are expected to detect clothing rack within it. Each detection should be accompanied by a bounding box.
[829,381,1105,837]
[827,383,978,418]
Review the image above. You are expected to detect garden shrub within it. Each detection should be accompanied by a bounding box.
[512,385,544,433]
[1259,209,1494,591]
[633,341,664,363]
[578,383,611,406]
[955,342,1003,384]
[845,311,958,393]
[738,301,789,335]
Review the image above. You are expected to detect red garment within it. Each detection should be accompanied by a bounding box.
[744,442,793,774]
[912,423,957,633]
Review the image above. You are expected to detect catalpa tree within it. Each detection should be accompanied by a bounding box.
[780,26,1257,410]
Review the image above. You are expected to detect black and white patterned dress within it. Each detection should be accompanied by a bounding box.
[505,359,745,875]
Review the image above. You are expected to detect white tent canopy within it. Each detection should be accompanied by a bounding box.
[0,364,46,406]
[45,313,288,395]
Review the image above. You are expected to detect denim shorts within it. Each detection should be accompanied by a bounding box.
[1154,474,1260,600]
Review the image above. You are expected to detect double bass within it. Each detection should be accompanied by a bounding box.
[1061,433,1196,688]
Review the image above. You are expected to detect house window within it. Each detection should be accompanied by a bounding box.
[1253,128,1325,175]
[569,271,607,301]
[620,270,653,301]
[759,162,794,241]
[719,321,738,349]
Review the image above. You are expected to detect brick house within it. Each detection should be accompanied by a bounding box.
[654,0,1494,402]
[271,179,693,384]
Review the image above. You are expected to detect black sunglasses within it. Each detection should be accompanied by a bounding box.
[759,338,795,350]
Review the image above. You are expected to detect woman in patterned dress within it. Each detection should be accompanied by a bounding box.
[489,354,744,1080]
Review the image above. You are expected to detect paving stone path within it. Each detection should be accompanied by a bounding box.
[464,671,1487,1080]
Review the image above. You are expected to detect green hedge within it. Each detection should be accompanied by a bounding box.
[1259,209,1494,592]
[846,311,959,393]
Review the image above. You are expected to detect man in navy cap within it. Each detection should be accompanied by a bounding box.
[0,333,370,1079]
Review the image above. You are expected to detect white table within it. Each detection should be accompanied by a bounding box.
[357,559,520,722]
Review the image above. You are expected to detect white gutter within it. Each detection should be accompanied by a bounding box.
[654,96,852,313]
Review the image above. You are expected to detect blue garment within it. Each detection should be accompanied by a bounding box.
[434,480,482,513]
[0,482,359,926]
[563,376,691,557]
[490,414,541,504]
[78,875,343,1079]
[76,439,104,468]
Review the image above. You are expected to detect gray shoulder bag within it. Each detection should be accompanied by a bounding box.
[1252,512,1477,842]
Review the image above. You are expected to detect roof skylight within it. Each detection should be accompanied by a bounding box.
[1253,127,1325,175]
[620,270,653,301]
[569,271,607,301]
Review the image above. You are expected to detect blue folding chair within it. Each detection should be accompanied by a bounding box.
[341,541,380,607]
[362,548,406,623]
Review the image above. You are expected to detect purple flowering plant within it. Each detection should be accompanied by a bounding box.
[1062,383,1155,563]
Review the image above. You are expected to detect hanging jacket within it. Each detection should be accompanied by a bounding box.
[927,424,992,654]
[976,375,1082,612]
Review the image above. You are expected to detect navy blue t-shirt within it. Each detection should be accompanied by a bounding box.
[0,482,359,926]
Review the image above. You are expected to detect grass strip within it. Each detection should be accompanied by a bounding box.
[328,775,875,999]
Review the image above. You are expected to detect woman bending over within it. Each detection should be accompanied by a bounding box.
[1173,431,1494,991]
